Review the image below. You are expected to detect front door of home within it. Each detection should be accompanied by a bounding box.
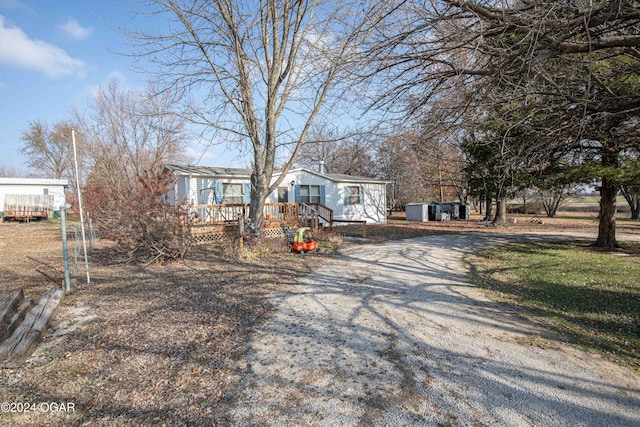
[278,187,289,203]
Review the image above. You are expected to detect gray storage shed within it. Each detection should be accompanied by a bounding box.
[439,202,471,220]
[405,202,439,222]
[406,201,470,222]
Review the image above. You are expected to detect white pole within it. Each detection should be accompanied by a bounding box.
[72,128,90,285]
[60,206,71,292]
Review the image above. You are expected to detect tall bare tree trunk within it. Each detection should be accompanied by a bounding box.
[621,187,640,220]
[484,193,492,221]
[596,176,618,248]
[493,196,507,226]
[249,167,270,231]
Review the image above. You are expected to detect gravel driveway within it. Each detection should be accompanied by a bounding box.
[229,233,640,426]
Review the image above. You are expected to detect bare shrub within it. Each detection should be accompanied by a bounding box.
[85,165,192,263]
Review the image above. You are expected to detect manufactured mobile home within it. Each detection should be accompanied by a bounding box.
[165,164,388,225]
[0,178,68,221]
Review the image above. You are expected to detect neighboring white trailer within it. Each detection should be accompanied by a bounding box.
[0,178,68,221]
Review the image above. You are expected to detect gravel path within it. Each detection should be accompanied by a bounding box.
[229,233,640,426]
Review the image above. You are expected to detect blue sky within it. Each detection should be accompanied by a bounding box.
[0,0,241,175]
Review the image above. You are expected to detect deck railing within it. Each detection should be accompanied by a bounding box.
[177,201,366,238]
[297,203,318,229]
[180,202,300,225]
[306,203,333,224]
[263,202,298,221]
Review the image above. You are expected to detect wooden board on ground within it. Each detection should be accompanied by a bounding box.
[1,298,34,343]
[0,288,63,368]
[0,289,24,339]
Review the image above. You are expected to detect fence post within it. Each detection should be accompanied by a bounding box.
[238,214,244,250]
[88,217,94,251]
[60,207,71,292]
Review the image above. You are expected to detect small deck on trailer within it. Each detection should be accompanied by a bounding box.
[2,209,49,221]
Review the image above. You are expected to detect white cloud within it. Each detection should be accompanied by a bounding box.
[0,15,85,77]
[58,18,92,40]
[106,70,126,83]
[0,0,29,12]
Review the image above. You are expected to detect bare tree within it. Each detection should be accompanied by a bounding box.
[296,126,378,176]
[19,119,78,180]
[367,0,640,244]
[0,166,23,178]
[414,114,467,203]
[130,0,385,229]
[375,132,430,211]
[81,78,188,218]
[539,185,579,218]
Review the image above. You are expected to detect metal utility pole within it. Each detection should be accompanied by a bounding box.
[71,128,90,285]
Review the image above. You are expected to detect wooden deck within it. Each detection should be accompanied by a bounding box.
[180,202,333,229]
[180,201,368,242]
[180,202,299,225]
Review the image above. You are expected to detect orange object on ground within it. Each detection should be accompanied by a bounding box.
[291,227,318,253]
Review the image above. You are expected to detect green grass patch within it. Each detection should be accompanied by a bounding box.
[468,241,640,370]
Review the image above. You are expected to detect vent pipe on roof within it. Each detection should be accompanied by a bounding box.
[318,161,326,174]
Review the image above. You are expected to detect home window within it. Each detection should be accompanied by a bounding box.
[222,183,243,204]
[299,185,321,204]
[347,186,361,204]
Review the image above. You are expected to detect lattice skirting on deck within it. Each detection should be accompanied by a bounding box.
[261,227,287,239]
[191,230,236,245]
[190,225,288,245]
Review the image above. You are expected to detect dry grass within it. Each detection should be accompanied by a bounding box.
[339,211,640,242]
[0,220,327,426]
[0,211,638,425]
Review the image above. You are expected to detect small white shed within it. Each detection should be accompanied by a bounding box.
[0,178,68,221]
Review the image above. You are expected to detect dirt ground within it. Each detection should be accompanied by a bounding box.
[0,220,327,426]
[0,213,638,425]
[227,232,640,426]
[345,211,640,242]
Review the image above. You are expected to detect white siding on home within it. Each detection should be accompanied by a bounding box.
[268,170,387,224]
[332,182,387,224]
[169,174,251,223]
[170,175,249,206]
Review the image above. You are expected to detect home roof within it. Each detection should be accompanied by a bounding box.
[273,168,389,184]
[324,172,386,184]
[165,164,252,177]
[166,164,389,184]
